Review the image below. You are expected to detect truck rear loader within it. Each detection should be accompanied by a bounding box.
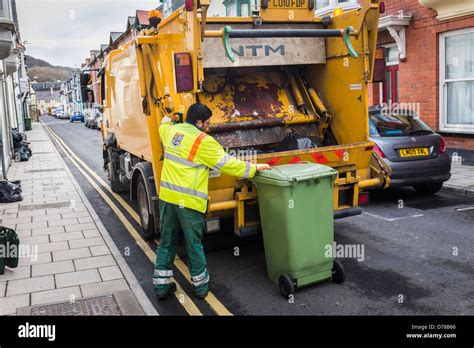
[101,0,390,239]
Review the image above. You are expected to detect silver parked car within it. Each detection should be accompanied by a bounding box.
[369,106,451,194]
[57,110,69,120]
[85,107,101,129]
[96,114,102,131]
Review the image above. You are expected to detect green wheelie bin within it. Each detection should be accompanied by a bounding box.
[0,226,20,275]
[24,117,32,131]
[251,163,346,297]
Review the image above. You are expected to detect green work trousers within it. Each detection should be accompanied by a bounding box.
[154,200,209,297]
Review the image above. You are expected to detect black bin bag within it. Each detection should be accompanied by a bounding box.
[0,180,23,203]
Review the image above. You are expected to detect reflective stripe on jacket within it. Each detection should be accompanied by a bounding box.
[159,120,257,213]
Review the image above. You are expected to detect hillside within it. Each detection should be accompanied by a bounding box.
[26,55,79,82]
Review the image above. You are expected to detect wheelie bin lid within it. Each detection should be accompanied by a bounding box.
[251,163,337,186]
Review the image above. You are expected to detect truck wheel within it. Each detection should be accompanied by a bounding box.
[332,259,346,284]
[279,274,295,298]
[107,150,127,193]
[137,175,155,240]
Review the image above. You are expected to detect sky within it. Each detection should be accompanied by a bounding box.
[16,0,160,67]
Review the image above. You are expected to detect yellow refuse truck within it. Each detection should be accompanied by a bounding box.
[101,0,389,239]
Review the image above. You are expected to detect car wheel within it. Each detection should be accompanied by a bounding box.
[137,175,155,240]
[413,183,443,195]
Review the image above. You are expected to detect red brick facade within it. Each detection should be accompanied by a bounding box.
[368,0,474,150]
[90,57,102,106]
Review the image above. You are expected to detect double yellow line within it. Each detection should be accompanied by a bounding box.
[42,121,232,316]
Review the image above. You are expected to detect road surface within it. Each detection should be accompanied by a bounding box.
[41,116,474,316]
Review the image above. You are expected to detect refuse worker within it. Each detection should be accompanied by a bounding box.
[154,103,271,300]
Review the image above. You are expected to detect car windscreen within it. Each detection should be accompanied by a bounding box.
[369,111,433,137]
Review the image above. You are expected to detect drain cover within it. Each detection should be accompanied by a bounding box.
[30,295,122,316]
[25,168,64,173]
[43,187,60,191]
[18,201,71,211]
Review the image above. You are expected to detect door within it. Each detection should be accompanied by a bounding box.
[382,64,399,104]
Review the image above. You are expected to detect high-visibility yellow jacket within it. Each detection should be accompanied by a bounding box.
[159,118,257,213]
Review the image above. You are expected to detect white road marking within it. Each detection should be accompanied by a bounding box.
[363,212,424,222]
[455,206,474,211]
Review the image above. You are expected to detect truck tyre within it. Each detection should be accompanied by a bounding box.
[137,175,155,240]
[107,149,127,193]
[413,183,443,195]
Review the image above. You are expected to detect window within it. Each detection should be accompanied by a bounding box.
[386,45,399,66]
[237,0,250,17]
[440,28,474,133]
[0,0,9,19]
[316,0,330,12]
[163,0,172,17]
[316,0,359,16]
[369,110,432,137]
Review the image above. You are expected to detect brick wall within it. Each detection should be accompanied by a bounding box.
[368,0,474,150]
[442,135,474,150]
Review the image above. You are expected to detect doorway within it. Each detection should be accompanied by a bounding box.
[380,44,400,104]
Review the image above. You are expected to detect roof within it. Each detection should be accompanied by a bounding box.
[135,10,150,30]
[36,90,61,101]
[127,16,135,31]
[100,44,109,53]
[109,31,124,45]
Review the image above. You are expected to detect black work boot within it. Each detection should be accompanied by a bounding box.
[195,291,208,300]
[195,284,209,299]
[156,282,177,301]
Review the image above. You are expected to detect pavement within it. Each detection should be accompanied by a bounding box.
[13,116,474,316]
[444,159,474,196]
[0,123,157,316]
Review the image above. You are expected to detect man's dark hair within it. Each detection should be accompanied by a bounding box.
[186,103,212,126]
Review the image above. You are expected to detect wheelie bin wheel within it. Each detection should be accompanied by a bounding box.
[279,274,295,298]
[332,259,346,284]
